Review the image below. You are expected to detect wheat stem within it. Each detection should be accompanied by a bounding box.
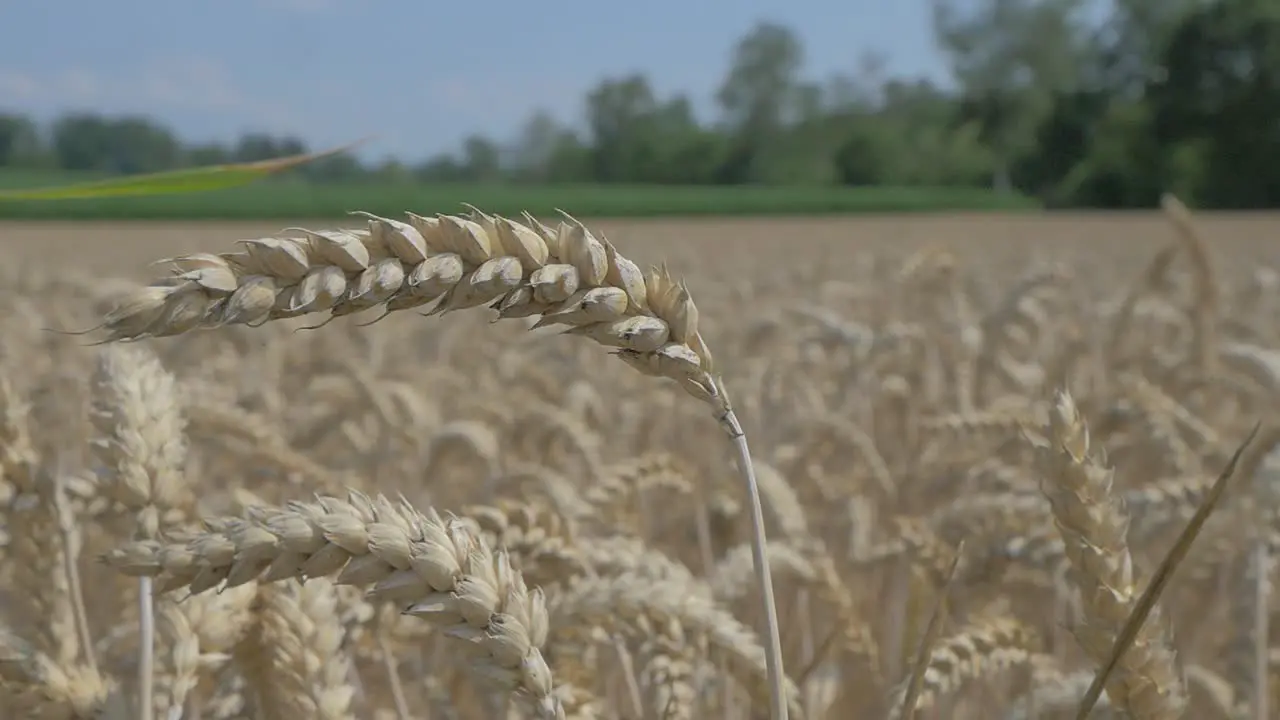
[720,406,788,720]
[894,542,963,720]
[139,575,155,720]
[1252,540,1269,720]
[375,631,411,720]
[52,471,96,675]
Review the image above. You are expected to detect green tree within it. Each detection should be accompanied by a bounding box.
[932,0,1091,191]
[305,153,367,182]
[51,114,182,173]
[832,80,991,187]
[233,133,306,163]
[630,95,724,184]
[185,143,231,167]
[1046,97,1164,207]
[1095,0,1205,92]
[584,74,661,182]
[509,111,579,182]
[1149,0,1280,206]
[580,75,723,184]
[460,135,503,182]
[1015,0,1207,206]
[370,158,413,184]
[414,154,465,182]
[107,117,182,173]
[0,113,44,167]
[51,114,113,171]
[715,22,805,182]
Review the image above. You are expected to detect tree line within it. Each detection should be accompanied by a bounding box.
[1,0,1277,208]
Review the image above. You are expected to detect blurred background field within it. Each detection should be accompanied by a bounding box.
[3,212,1278,282]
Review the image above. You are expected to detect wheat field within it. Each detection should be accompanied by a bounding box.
[1,207,1279,720]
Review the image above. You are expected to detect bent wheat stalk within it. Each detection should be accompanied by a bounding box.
[89,207,791,720]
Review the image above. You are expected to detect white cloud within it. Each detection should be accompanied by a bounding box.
[136,58,248,111]
[430,73,582,129]
[0,69,39,100]
[59,68,106,103]
[0,58,300,130]
[257,0,338,12]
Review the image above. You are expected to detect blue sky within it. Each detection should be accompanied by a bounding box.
[0,0,948,162]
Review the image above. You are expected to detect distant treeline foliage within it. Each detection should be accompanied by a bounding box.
[0,0,1276,209]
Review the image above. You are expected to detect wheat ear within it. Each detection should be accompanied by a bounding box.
[105,490,567,719]
[0,623,111,719]
[90,344,194,720]
[91,206,789,719]
[1034,390,1187,719]
[888,616,1039,718]
[1160,193,1219,377]
[0,376,85,669]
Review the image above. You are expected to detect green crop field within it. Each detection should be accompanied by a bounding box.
[0,170,1037,220]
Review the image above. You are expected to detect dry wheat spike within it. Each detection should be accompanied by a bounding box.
[1035,390,1188,719]
[95,209,720,408]
[106,490,582,719]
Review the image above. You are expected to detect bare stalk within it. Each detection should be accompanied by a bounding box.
[52,471,96,674]
[139,576,155,720]
[721,406,788,720]
[1251,540,1269,720]
[375,631,411,720]
[894,542,963,720]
